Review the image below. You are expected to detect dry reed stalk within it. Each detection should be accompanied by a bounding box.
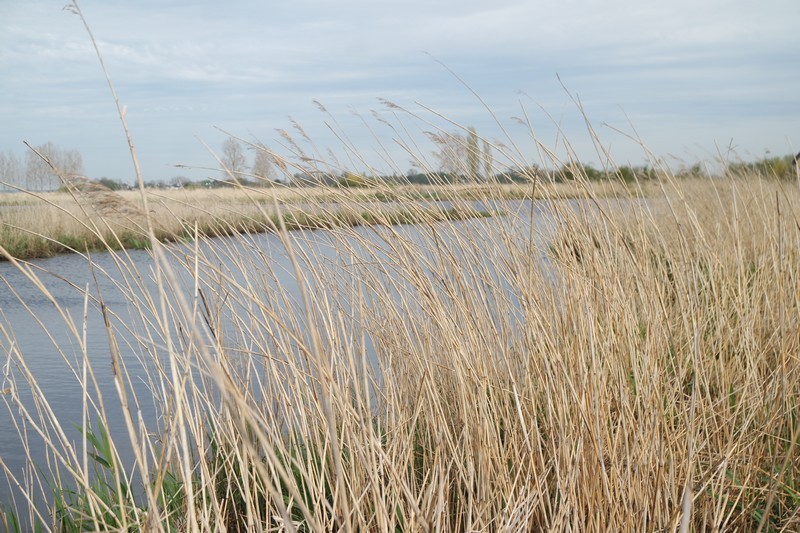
[1,10,798,527]
[4,148,799,532]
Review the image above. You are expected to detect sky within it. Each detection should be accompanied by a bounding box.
[1,0,798,183]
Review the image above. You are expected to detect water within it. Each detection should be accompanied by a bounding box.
[0,199,561,515]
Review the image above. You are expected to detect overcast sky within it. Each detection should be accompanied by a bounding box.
[1,0,798,183]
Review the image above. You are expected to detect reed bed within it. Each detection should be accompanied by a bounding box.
[1,9,797,522]
[1,155,798,531]
[0,179,632,262]
[5,4,797,528]
[0,185,483,261]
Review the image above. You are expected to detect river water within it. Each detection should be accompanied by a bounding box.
[0,198,563,515]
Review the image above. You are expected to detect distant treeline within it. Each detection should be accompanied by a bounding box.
[2,138,797,192]
[33,158,800,192]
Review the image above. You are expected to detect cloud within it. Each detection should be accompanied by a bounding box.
[0,0,797,182]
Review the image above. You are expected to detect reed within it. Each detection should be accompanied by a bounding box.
[2,158,798,531]
[1,4,797,528]
[0,187,481,261]
[0,180,629,262]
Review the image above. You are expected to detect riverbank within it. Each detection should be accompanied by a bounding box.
[0,180,628,261]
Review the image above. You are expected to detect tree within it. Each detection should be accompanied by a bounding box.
[251,144,277,184]
[170,175,192,188]
[728,154,796,180]
[338,171,371,188]
[430,128,485,180]
[96,177,127,191]
[26,142,56,190]
[0,151,23,189]
[482,139,493,181]
[25,142,55,190]
[60,149,84,179]
[466,127,480,178]
[220,138,247,181]
[557,163,603,182]
[23,142,84,190]
[430,131,467,176]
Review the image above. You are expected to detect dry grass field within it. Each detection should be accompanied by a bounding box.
[3,3,797,529]
[0,180,629,261]
[1,168,798,531]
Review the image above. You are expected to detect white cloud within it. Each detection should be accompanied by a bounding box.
[0,0,797,181]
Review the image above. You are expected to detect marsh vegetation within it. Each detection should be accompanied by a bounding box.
[1,162,798,531]
[1,5,797,528]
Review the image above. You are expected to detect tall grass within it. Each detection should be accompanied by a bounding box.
[1,3,798,529]
[2,153,798,531]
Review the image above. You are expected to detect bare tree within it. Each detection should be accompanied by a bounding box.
[23,142,85,190]
[482,139,493,181]
[430,128,486,180]
[25,142,57,190]
[220,137,247,181]
[170,175,192,188]
[60,148,84,179]
[430,131,467,176]
[0,151,23,188]
[251,143,277,184]
[466,127,480,178]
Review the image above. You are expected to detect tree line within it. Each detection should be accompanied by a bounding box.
[0,143,85,191]
[3,136,796,192]
[214,135,800,188]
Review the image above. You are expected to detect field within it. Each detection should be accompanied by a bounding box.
[0,180,629,261]
[1,168,798,531]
